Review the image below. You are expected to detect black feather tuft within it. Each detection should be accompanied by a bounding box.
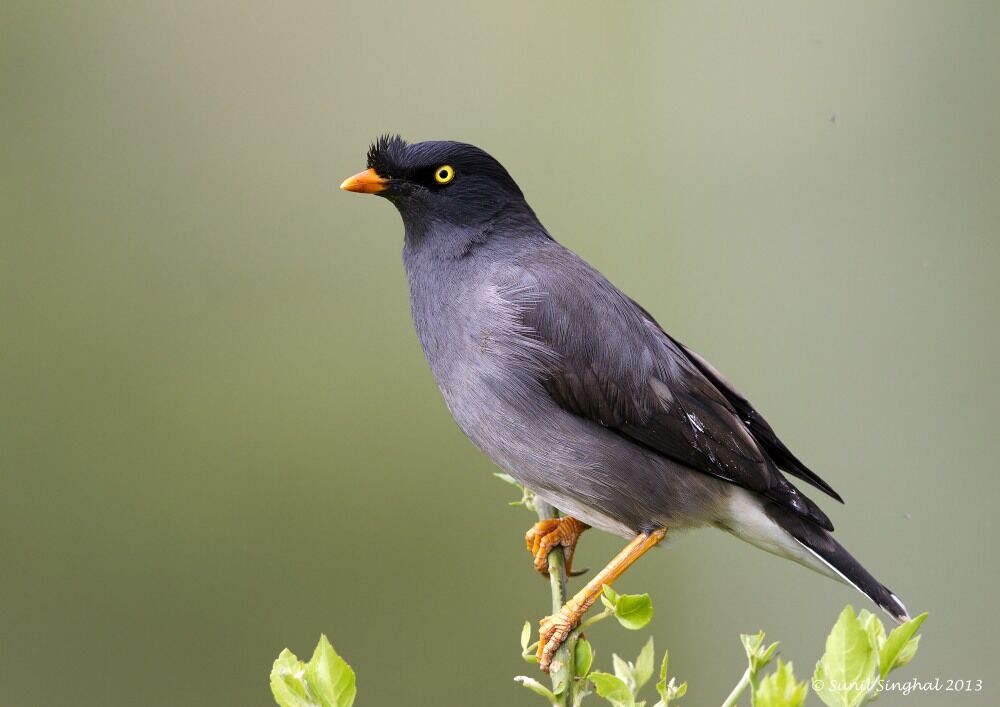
[367,134,408,176]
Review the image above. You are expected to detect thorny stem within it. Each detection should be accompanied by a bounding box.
[533,497,576,706]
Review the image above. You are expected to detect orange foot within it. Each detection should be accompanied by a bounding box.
[535,528,669,672]
[524,516,589,577]
[537,605,581,672]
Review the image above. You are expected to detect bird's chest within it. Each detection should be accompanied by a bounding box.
[405,258,550,450]
[410,271,530,394]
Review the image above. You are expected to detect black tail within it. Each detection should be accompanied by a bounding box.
[763,500,910,624]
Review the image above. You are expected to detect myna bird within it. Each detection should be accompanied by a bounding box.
[341,135,909,671]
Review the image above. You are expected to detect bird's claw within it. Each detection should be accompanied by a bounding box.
[524,516,589,577]
[536,609,578,673]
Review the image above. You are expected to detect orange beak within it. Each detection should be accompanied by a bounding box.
[340,168,387,194]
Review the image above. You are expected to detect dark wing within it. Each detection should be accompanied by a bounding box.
[517,255,835,530]
[623,296,843,502]
[670,334,843,502]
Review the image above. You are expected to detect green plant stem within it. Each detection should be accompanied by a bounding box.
[575,608,612,633]
[721,667,751,707]
[534,497,575,706]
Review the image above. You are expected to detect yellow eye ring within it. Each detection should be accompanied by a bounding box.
[434,165,455,184]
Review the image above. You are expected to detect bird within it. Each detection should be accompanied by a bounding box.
[340,135,909,671]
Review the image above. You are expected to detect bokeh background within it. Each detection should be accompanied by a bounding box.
[3,1,998,705]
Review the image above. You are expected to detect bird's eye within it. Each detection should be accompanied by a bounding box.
[434,165,455,185]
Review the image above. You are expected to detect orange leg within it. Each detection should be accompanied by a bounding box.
[525,517,589,577]
[537,528,667,672]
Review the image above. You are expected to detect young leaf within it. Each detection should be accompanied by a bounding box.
[664,679,687,704]
[589,672,636,707]
[633,637,655,692]
[494,472,536,507]
[270,649,314,707]
[521,621,532,652]
[575,636,595,677]
[305,635,356,707]
[494,472,519,486]
[613,653,636,693]
[812,606,878,707]
[655,650,669,700]
[271,636,357,707]
[753,659,807,707]
[515,676,559,705]
[614,593,653,630]
[858,610,886,654]
[601,585,620,611]
[654,653,687,707]
[741,630,765,657]
[878,613,927,679]
[889,634,920,672]
[740,631,779,674]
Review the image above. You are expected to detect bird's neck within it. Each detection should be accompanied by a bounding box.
[401,205,547,262]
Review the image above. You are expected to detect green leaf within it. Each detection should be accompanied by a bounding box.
[589,672,636,707]
[878,613,927,679]
[753,659,807,707]
[601,585,620,610]
[606,640,652,698]
[614,593,653,630]
[741,631,779,675]
[858,610,886,654]
[270,637,356,707]
[494,472,536,507]
[812,606,878,707]
[654,653,687,707]
[305,635,356,707]
[633,637,656,692]
[515,676,559,705]
[270,649,313,707]
[655,650,669,700]
[667,680,687,702]
[741,631,765,656]
[575,636,595,677]
[521,621,532,652]
[890,635,920,671]
[613,653,635,692]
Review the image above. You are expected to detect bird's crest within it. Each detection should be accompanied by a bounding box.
[367,134,408,176]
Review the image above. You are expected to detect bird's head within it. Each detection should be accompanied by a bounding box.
[340,135,529,230]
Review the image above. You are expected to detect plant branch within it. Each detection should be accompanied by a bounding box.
[720,666,750,707]
[533,497,576,705]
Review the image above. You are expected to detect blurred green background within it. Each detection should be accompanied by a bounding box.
[2,1,998,705]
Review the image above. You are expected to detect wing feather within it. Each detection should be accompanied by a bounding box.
[516,256,835,529]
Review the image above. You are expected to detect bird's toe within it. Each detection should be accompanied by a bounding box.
[524,516,589,577]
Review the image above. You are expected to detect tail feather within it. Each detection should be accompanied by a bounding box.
[762,499,910,624]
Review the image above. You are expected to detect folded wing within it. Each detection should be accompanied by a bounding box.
[516,257,838,530]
